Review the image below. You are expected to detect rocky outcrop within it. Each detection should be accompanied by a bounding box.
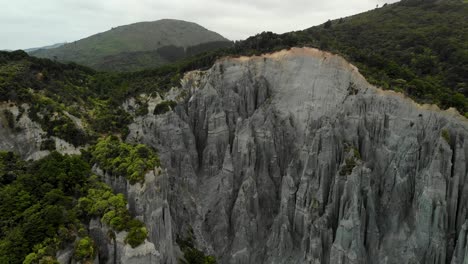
[56,218,160,264]
[88,218,160,264]
[0,103,49,160]
[0,103,82,160]
[125,47,468,264]
[93,167,177,264]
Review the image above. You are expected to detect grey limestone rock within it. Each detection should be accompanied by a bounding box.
[125,47,468,264]
[0,103,82,160]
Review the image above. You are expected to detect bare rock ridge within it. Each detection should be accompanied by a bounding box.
[124,47,468,264]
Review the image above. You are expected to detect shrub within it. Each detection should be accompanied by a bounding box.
[125,226,148,248]
[442,129,450,143]
[177,236,217,264]
[73,237,95,261]
[154,100,177,115]
[2,110,15,129]
[135,102,149,116]
[40,138,56,151]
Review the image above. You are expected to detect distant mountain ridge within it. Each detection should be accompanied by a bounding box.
[30,19,231,71]
[24,42,66,53]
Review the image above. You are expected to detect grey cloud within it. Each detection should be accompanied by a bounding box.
[0,0,399,50]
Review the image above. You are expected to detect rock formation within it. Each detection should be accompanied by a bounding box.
[125,47,468,263]
[0,103,81,160]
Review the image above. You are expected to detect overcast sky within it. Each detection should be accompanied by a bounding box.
[0,0,398,50]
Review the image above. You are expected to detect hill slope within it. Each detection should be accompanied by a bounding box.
[140,0,467,115]
[29,19,231,71]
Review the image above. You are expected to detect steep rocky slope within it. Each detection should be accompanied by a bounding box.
[118,47,468,264]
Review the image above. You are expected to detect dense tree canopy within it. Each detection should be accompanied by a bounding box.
[0,151,148,264]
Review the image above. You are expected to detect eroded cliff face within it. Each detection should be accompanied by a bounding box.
[123,47,468,264]
[0,103,81,160]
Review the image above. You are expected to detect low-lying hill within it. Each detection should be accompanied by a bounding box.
[29,19,231,72]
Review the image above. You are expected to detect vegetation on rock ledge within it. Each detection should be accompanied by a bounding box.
[87,136,160,184]
[177,234,217,264]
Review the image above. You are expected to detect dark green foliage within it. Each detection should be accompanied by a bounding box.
[185,41,233,58]
[88,136,160,184]
[23,237,62,264]
[177,235,217,264]
[135,101,149,116]
[2,109,15,129]
[154,100,177,115]
[41,138,56,151]
[125,222,148,248]
[0,152,89,263]
[73,236,96,262]
[89,42,233,72]
[88,98,132,136]
[0,151,148,263]
[0,151,25,186]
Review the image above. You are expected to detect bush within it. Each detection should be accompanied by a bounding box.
[177,236,217,264]
[125,226,148,248]
[73,237,95,261]
[135,102,149,116]
[40,138,56,151]
[2,109,15,129]
[154,100,177,115]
